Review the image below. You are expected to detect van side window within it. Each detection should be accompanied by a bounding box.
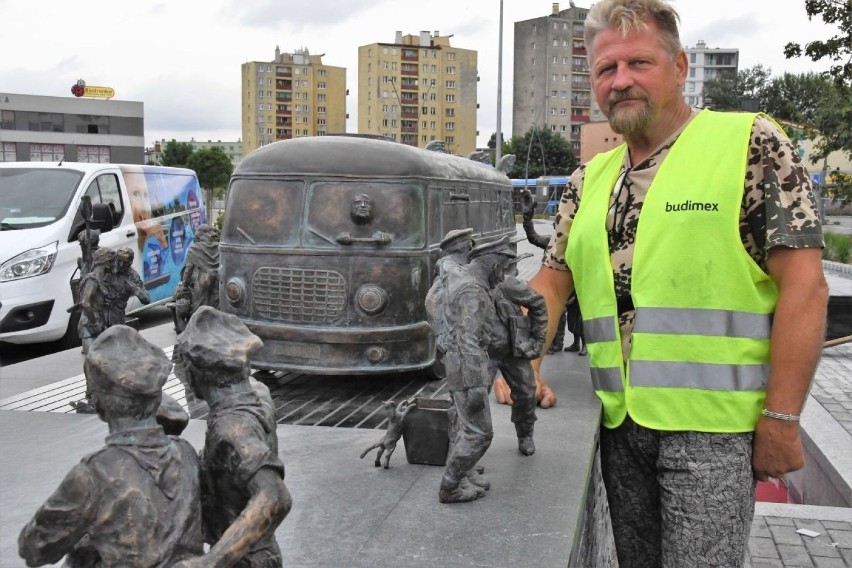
[84,174,125,224]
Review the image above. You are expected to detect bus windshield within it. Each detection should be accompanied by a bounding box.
[0,168,84,229]
[223,179,305,246]
[305,181,425,249]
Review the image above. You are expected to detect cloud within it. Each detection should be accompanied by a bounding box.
[227,0,392,29]
[681,14,760,47]
[137,76,241,135]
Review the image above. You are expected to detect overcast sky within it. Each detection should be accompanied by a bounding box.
[1,0,838,148]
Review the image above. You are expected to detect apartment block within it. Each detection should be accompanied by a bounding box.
[242,47,347,155]
[513,2,597,158]
[684,40,738,108]
[0,92,144,163]
[358,31,478,156]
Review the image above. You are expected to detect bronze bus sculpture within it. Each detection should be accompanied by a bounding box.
[217,136,517,375]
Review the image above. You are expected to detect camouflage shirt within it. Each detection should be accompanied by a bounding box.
[543,109,824,353]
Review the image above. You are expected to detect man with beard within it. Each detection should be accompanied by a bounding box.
[494,1,827,566]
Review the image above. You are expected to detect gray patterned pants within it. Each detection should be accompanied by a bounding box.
[600,415,755,568]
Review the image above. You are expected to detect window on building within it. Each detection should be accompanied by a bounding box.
[318,106,327,113]
[552,39,558,47]
[77,145,111,163]
[1,110,15,130]
[446,136,454,144]
[445,122,455,130]
[430,107,437,115]
[29,143,64,161]
[445,94,455,102]
[560,91,568,98]
[446,108,455,117]
[689,68,696,78]
[551,108,557,115]
[1,142,17,161]
[446,80,456,88]
[551,125,557,131]
[562,74,568,81]
[446,66,456,74]
[560,108,567,115]
[690,52,696,63]
[317,82,326,89]
[318,69,327,76]
[317,118,326,125]
[552,56,559,63]
[318,93,326,101]
[552,73,558,81]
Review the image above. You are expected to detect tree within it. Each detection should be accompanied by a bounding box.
[161,141,195,167]
[784,0,852,87]
[186,147,234,220]
[784,0,852,163]
[501,126,577,179]
[762,72,832,125]
[702,65,771,111]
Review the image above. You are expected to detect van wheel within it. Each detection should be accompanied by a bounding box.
[56,310,82,351]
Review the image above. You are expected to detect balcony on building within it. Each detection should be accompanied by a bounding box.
[402,49,418,61]
[572,46,587,56]
[570,114,591,123]
[401,108,419,119]
[277,79,292,90]
[276,105,292,116]
[276,92,292,102]
[276,66,292,77]
[401,80,419,91]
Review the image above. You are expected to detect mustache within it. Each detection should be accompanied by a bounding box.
[608,89,649,107]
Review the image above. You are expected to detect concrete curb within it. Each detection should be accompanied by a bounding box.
[754,502,852,522]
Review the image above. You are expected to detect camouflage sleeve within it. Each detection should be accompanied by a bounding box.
[741,115,823,268]
[542,164,585,271]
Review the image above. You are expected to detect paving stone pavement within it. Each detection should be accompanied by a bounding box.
[746,267,852,568]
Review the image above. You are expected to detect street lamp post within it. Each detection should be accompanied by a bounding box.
[495,0,504,167]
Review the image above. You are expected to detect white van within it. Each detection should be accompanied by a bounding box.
[0,162,207,348]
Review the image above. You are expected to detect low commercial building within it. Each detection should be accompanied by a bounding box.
[0,92,144,163]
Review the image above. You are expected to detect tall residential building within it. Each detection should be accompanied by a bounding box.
[0,92,144,163]
[358,31,478,156]
[684,41,739,108]
[513,2,596,158]
[241,47,347,156]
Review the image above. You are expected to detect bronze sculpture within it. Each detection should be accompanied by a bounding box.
[174,306,291,568]
[488,250,547,455]
[360,399,414,469]
[172,224,220,333]
[18,325,203,567]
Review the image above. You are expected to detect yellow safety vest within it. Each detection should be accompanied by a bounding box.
[567,110,779,432]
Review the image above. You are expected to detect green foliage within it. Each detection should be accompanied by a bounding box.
[160,141,194,167]
[784,1,852,163]
[763,72,831,124]
[501,126,578,179]
[186,147,234,221]
[784,0,852,87]
[826,169,852,206]
[823,231,851,263]
[214,210,225,236]
[702,65,771,111]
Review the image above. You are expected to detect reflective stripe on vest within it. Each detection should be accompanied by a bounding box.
[568,110,780,432]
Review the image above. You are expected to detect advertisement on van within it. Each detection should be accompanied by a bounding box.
[120,165,207,303]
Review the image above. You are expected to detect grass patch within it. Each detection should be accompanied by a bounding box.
[823,231,852,264]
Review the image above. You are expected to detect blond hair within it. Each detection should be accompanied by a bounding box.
[584,0,682,62]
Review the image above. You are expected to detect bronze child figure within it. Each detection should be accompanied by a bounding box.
[174,306,291,568]
[18,325,203,567]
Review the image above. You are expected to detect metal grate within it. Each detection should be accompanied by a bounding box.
[253,370,448,429]
[253,267,347,323]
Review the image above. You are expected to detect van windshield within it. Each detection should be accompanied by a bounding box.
[0,168,84,230]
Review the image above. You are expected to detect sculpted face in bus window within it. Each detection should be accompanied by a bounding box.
[351,194,374,224]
